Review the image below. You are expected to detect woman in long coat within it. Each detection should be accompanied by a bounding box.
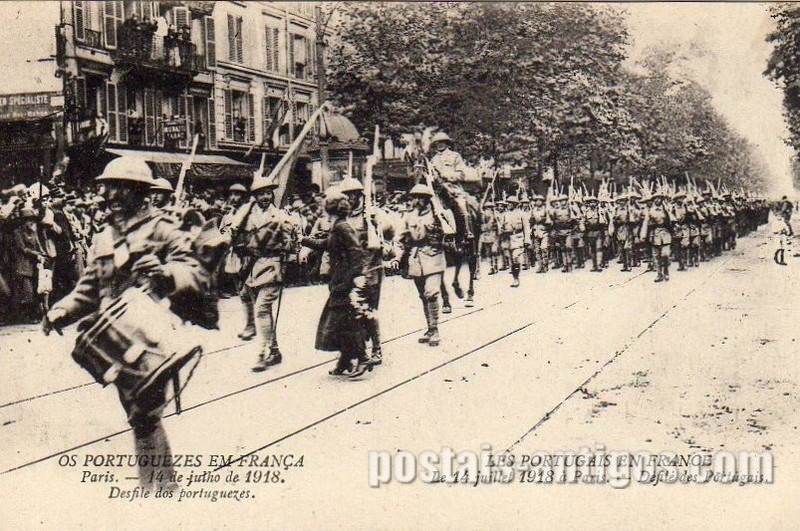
[302,190,373,378]
[11,207,45,322]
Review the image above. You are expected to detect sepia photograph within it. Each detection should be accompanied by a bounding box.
[0,1,798,529]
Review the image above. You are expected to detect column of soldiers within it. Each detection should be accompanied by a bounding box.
[479,186,770,283]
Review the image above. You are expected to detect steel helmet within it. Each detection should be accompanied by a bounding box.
[408,184,433,197]
[324,186,347,206]
[338,177,364,193]
[229,183,247,193]
[150,178,173,192]
[430,132,451,145]
[251,177,279,192]
[97,157,155,185]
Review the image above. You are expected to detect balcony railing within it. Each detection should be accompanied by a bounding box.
[83,28,103,49]
[114,23,200,75]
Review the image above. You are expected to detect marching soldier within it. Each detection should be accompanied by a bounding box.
[685,194,704,267]
[549,194,574,272]
[698,194,713,262]
[242,178,297,372]
[42,156,210,491]
[529,193,550,273]
[496,199,511,270]
[518,195,532,270]
[582,195,606,272]
[222,184,258,339]
[338,177,388,364]
[149,178,174,211]
[571,196,586,269]
[671,191,689,271]
[501,196,531,287]
[645,191,673,282]
[612,193,634,272]
[401,184,454,347]
[480,201,501,274]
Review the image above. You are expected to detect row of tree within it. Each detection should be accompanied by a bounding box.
[327,2,767,191]
[766,3,800,190]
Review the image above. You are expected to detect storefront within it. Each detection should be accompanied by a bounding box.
[0,92,64,188]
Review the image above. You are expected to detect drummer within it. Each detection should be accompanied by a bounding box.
[43,156,209,492]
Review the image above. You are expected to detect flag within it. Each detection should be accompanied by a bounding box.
[257,102,329,207]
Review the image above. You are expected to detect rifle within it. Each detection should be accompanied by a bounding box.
[423,158,457,235]
[363,126,382,250]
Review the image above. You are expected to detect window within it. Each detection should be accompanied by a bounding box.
[203,16,216,68]
[143,88,163,146]
[227,14,243,63]
[105,81,128,143]
[171,6,189,29]
[207,98,217,149]
[264,26,280,73]
[224,89,254,143]
[290,34,312,79]
[74,1,85,41]
[263,93,283,140]
[103,1,123,49]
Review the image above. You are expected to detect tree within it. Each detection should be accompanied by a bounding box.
[765,4,800,152]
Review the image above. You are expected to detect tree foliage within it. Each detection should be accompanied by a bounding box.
[328,2,766,191]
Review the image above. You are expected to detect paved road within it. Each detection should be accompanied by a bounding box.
[2,221,798,529]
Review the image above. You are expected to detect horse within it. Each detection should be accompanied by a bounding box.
[433,180,481,312]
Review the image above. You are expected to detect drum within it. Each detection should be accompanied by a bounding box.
[71,287,202,404]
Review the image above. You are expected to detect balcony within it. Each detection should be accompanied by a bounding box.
[113,22,201,82]
[83,28,103,49]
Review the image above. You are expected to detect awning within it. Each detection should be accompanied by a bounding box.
[106,148,253,181]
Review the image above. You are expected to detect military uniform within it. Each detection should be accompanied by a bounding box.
[549,199,574,272]
[429,136,473,239]
[529,199,550,273]
[402,188,454,346]
[242,201,296,368]
[646,197,672,282]
[670,197,689,271]
[46,156,209,492]
[500,201,531,286]
[612,197,634,271]
[479,203,501,274]
[582,199,606,272]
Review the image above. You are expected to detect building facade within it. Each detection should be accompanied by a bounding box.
[57,1,325,186]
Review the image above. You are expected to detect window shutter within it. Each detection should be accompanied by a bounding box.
[265,26,273,72]
[141,1,152,21]
[272,28,280,73]
[106,82,117,141]
[117,85,127,143]
[185,95,194,148]
[178,94,188,149]
[103,1,120,49]
[155,90,163,145]
[289,33,295,77]
[144,88,155,145]
[204,16,216,68]
[236,17,244,63]
[224,89,232,139]
[227,14,235,62]
[307,37,314,79]
[247,93,255,142]
[262,96,271,139]
[173,6,189,29]
[74,1,85,41]
[74,77,86,119]
[208,97,217,149]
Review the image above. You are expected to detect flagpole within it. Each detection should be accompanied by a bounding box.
[175,133,199,202]
[262,102,330,207]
